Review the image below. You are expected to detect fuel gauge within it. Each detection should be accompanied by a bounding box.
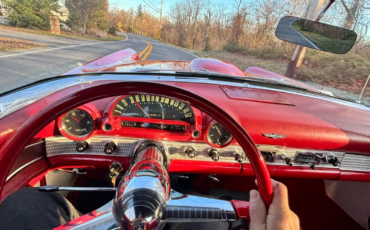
[207,122,233,147]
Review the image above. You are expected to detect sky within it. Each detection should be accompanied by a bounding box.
[113,0,229,17]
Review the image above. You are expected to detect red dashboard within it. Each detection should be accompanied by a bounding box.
[2,78,370,202]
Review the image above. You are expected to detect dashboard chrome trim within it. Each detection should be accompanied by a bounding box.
[45,136,245,163]
[262,133,286,139]
[1,74,370,119]
[46,136,349,169]
[257,145,345,168]
[46,136,139,158]
[6,156,44,182]
[340,154,370,172]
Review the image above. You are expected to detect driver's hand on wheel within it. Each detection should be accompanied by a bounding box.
[249,179,300,230]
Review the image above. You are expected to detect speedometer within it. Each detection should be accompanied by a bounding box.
[112,95,194,124]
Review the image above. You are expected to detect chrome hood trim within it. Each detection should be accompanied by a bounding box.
[0,74,369,119]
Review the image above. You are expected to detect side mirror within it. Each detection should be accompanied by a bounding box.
[275,16,357,54]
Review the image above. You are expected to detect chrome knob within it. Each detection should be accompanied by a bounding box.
[281,154,294,166]
[104,141,117,154]
[185,146,196,158]
[209,149,220,161]
[234,154,243,163]
[76,141,89,152]
[324,154,340,167]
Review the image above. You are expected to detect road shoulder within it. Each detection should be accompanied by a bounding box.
[0,36,43,52]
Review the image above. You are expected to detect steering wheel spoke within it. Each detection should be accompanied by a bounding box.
[164,190,238,223]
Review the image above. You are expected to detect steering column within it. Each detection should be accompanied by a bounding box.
[114,140,238,230]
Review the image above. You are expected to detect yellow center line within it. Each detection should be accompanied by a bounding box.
[133,34,153,60]
[142,43,152,60]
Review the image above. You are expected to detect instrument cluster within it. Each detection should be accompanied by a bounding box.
[57,95,235,148]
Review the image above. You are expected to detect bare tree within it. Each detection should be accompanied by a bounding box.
[340,0,361,29]
[202,0,212,50]
[67,0,104,35]
[234,0,243,13]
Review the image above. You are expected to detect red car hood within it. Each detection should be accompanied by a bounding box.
[62,48,320,93]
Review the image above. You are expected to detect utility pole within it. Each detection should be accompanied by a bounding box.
[142,5,146,35]
[158,0,164,38]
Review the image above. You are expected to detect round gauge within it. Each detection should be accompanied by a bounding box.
[207,122,233,147]
[62,109,94,137]
[111,95,194,124]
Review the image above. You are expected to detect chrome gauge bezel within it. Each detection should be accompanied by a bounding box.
[206,120,234,148]
[62,109,95,138]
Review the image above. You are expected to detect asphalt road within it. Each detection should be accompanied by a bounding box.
[0,30,197,94]
[275,17,319,50]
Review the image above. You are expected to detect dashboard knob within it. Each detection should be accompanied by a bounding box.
[280,154,294,166]
[234,154,243,163]
[185,146,196,158]
[104,142,117,155]
[209,149,220,161]
[76,141,89,152]
[328,157,340,166]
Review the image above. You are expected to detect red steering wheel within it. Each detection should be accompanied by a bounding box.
[0,81,273,206]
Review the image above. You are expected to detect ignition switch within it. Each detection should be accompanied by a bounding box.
[109,161,123,186]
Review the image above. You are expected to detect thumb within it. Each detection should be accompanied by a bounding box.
[249,190,267,230]
[269,183,290,215]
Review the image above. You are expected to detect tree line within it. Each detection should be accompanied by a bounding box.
[113,0,369,58]
[4,0,114,37]
[2,0,369,56]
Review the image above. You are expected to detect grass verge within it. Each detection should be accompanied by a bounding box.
[0,36,43,52]
[186,48,370,98]
[0,24,126,41]
[129,34,370,100]
[223,41,290,60]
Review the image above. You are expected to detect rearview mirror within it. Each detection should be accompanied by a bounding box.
[275,16,357,54]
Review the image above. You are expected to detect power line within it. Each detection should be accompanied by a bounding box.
[143,0,160,13]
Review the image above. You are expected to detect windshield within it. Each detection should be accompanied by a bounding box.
[0,0,369,105]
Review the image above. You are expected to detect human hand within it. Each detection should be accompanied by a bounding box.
[249,179,300,230]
